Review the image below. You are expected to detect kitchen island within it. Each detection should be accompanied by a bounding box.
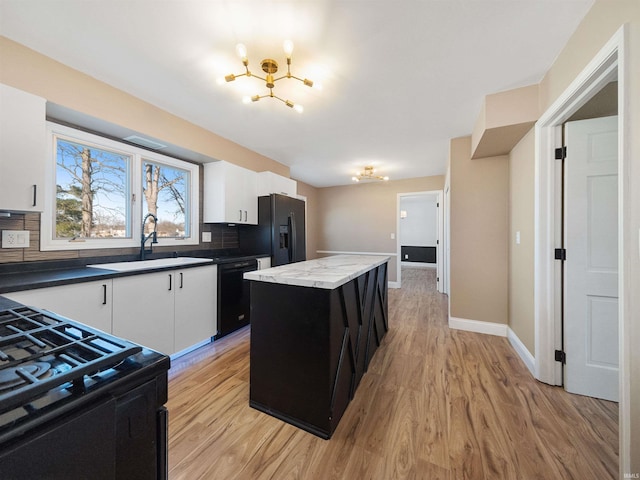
[244,254,389,439]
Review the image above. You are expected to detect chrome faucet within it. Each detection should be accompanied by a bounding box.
[140,213,158,260]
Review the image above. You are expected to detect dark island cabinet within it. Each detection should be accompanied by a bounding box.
[249,261,388,439]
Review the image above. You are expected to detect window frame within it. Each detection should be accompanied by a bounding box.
[42,122,200,251]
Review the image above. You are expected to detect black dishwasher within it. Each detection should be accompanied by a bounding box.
[216,259,258,339]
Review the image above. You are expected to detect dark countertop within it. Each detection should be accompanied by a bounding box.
[0,253,270,294]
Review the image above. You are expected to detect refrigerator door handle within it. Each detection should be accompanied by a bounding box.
[290,212,297,262]
[287,214,294,263]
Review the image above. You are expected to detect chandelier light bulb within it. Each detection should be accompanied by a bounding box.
[224,40,313,111]
[235,43,248,60]
[283,40,294,58]
[242,96,251,104]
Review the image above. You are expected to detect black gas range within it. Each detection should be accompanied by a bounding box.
[0,303,170,480]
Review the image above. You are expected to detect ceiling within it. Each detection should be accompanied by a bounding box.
[0,0,594,187]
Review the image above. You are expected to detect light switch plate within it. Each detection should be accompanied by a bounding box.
[2,230,30,248]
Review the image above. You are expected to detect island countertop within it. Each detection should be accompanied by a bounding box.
[243,254,390,289]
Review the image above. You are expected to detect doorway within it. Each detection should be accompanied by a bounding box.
[534,26,629,470]
[396,190,443,291]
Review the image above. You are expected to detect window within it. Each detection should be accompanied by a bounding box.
[142,160,189,239]
[55,137,131,239]
[42,123,199,251]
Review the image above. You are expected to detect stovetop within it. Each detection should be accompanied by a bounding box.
[0,306,169,442]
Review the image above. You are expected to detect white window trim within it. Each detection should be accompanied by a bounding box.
[42,122,199,251]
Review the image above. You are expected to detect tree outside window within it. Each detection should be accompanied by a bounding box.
[55,138,130,239]
[142,161,189,238]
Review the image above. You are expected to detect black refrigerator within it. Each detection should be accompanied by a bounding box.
[240,194,306,266]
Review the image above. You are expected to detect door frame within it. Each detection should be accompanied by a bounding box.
[396,190,443,291]
[534,25,629,470]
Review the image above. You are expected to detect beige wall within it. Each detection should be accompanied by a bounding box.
[316,176,444,283]
[0,36,288,176]
[449,136,509,324]
[295,180,320,261]
[508,129,535,354]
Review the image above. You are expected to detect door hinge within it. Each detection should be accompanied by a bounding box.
[436,277,439,282]
[555,349,566,364]
[555,146,567,160]
[554,248,567,261]
[436,239,439,245]
[437,202,439,207]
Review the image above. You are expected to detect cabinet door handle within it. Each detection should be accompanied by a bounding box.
[168,274,172,291]
[239,209,243,221]
[179,272,184,289]
[102,284,107,305]
[244,210,247,222]
[32,185,37,207]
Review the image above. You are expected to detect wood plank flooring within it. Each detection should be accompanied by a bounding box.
[167,266,618,479]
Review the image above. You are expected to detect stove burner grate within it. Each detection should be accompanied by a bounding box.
[0,307,142,414]
[0,361,51,392]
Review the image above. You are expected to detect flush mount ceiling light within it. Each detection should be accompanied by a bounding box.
[224,40,313,113]
[351,166,390,183]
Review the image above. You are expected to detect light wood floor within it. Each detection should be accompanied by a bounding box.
[167,266,618,479]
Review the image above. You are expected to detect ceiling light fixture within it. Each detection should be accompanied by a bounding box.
[224,40,313,113]
[351,166,390,183]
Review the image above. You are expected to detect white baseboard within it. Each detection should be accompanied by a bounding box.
[171,338,211,360]
[507,327,536,377]
[448,316,508,337]
[388,281,400,289]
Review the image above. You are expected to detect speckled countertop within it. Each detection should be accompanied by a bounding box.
[243,254,390,289]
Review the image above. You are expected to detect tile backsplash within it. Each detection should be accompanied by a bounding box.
[0,212,238,264]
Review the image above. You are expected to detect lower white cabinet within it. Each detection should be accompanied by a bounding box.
[112,265,217,355]
[112,271,175,354]
[4,280,113,333]
[174,265,217,352]
[6,264,217,356]
[256,256,271,270]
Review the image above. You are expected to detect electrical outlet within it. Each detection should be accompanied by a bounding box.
[2,230,30,248]
[202,231,212,243]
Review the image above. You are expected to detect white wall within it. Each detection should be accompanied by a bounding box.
[399,194,438,246]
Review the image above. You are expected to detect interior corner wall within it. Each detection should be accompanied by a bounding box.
[295,180,320,261]
[508,128,535,354]
[316,176,445,283]
[449,136,508,324]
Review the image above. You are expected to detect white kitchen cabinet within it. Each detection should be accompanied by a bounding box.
[4,280,113,333]
[112,265,217,355]
[203,161,257,224]
[112,271,175,354]
[174,265,217,352]
[256,171,297,197]
[256,256,271,270]
[0,84,46,212]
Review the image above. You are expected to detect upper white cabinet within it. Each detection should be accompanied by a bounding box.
[204,161,257,224]
[0,84,46,212]
[256,171,297,197]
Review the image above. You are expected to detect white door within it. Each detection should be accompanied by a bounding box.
[564,115,618,401]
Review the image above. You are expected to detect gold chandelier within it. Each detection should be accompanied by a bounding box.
[224,40,313,113]
[352,166,389,182]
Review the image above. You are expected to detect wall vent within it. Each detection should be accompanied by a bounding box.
[123,135,167,150]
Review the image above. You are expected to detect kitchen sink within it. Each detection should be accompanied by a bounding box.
[87,257,213,272]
